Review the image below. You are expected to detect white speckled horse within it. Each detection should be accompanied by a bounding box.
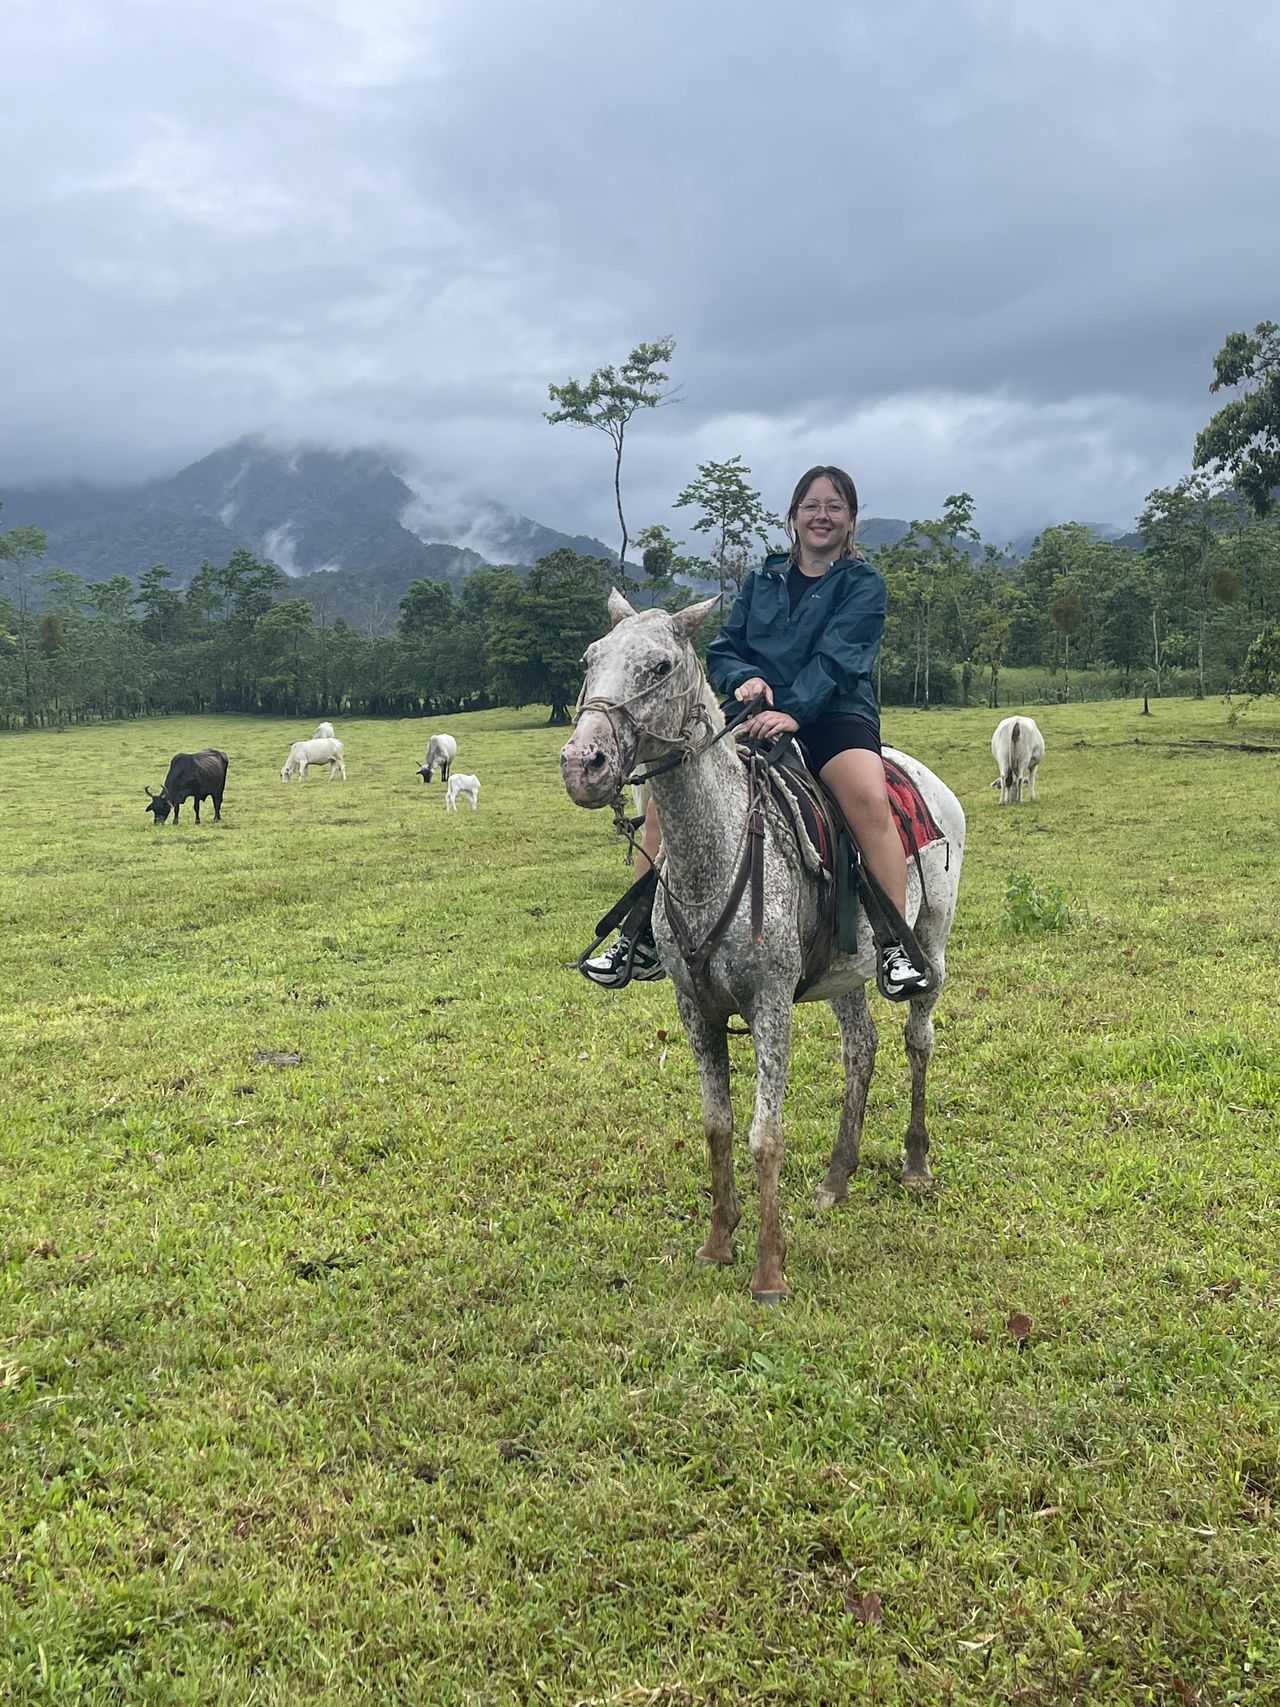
[561,592,966,1303]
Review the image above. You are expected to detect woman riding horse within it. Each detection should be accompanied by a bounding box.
[582,463,930,999]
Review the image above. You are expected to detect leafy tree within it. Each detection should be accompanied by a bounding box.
[398,577,455,643]
[1098,571,1153,693]
[429,566,519,710]
[36,613,68,720]
[1049,590,1085,698]
[920,494,984,702]
[459,566,520,627]
[972,572,1018,708]
[1140,476,1235,697]
[136,564,183,647]
[631,523,703,609]
[37,612,66,655]
[222,548,288,708]
[631,524,679,607]
[0,517,49,725]
[1234,623,1280,702]
[1194,320,1280,517]
[936,491,981,655]
[874,534,928,705]
[255,600,317,713]
[486,549,608,723]
[88,575,145,716]
[673,456,780,601]
[545,337,678,590]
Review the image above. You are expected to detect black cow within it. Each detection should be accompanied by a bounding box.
[144,749,229,825]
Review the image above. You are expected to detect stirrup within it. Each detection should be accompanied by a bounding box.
[876,942,936,1003]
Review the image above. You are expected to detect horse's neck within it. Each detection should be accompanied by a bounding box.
[648,738,747,897]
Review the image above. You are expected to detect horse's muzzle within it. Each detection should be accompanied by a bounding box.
[561,722,624,807]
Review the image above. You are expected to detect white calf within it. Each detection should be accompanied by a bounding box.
[991,716,1045,804]
[421,732,457,783]
[281,736,347,782]
[313,721,335,740]
[444,772,480,811]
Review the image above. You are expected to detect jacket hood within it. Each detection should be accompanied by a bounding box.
[762,550,868,575]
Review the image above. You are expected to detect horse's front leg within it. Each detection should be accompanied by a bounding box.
[816,985,878,1209]
[901,971,942,1191]
[674,989,739,1266]
[745,999,793,1303]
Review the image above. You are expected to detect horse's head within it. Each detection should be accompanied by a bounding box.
[561,589,720,807]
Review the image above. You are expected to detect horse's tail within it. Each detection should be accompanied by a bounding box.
[1004,719,1020,791]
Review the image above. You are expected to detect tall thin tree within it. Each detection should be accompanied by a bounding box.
[546,338,678,592]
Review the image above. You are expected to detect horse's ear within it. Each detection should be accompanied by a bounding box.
[608,588,637,626]
[671,596,720,639]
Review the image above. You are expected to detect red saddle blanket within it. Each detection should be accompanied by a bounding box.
[762,749,944,876]
[883,756,944,860]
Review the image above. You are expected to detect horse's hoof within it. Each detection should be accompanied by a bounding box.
[900,1169,934,1193]
[696,1249,734,1266]
[751,1287,790,1306]
[814,1183,846,1211]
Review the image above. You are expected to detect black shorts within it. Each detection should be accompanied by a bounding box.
[798,714,882,773]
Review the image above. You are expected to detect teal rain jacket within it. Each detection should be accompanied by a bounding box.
[705,552,886,731]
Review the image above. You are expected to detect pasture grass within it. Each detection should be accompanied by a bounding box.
[1,698,1278,1704]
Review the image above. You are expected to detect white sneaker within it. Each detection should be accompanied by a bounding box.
[580,933,665,987]
[877,941,933,1002]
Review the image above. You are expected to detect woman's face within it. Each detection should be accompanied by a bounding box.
[793,474,851,559]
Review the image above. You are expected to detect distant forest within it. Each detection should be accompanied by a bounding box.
[2,479,1278,730]
[5,318,1279,728]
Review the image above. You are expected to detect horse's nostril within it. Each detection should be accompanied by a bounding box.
[585,750,606,773]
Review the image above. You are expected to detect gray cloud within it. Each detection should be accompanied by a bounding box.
[2,0,1277,544]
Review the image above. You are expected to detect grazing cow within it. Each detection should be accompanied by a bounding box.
[991,716,1045,804]
[281,737,347,782]
[144,749,229,825]
[421,732,457,783]
[444,772,481,811]
[313,721,335,740]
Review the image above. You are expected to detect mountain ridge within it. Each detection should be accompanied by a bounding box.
[2,434,1142,629]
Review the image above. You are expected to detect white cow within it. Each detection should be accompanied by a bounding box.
[313,721,335,740]
[444,772,481,811]
[281,736,347,782]
[420,732,457,784]
[991,716,1045,804]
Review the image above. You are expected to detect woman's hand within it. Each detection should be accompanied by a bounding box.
[741,707,799,742]
[735,676,773,706]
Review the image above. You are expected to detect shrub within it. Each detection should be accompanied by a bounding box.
[1003,869,1072,934]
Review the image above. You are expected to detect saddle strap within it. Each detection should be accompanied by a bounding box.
[578,866,659,969]
[665,759,767,967]
[847,832,937,995]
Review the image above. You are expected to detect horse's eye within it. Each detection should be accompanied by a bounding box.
[654,658,673,678]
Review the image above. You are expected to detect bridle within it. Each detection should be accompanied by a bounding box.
[572,638,767,795]
[573,638,717,784]
[572,637,776,975]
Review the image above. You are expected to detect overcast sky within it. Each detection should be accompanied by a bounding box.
[3,0,1277,545]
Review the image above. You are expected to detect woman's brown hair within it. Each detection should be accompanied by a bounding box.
[784,465,860,562]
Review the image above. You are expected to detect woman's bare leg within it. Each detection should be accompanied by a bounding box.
[637,797,661,877]
[818,749,906,915]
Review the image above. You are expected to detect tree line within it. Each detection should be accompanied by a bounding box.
[2,321,1278,729]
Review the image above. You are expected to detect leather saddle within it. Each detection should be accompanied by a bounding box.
[580,734,945,1003]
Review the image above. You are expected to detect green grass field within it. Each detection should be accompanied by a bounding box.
[2,697,1278,1704]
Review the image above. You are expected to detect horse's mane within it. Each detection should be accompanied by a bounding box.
[693,661,725,732]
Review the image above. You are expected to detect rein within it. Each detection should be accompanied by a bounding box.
[627,690,766,784]
[573,646,778,977]
[661,749,770,968]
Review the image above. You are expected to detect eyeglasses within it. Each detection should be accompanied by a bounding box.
[797,501,849,518]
